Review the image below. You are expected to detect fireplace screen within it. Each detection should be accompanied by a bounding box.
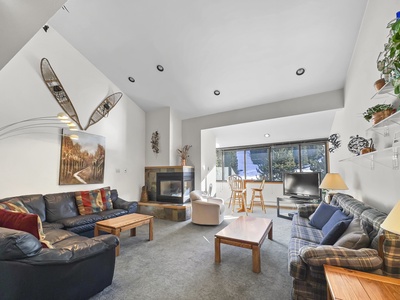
[156,172,193,203]
[159,180,183,197]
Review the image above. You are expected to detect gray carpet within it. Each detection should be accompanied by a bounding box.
[91,206,293,300]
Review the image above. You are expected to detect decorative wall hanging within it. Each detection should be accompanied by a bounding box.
[151,131,160,154]
[41,58,83,130]
[40,58,122,131]
[328,133,341,153]
[59,129,105,185]
[348,135,369,155]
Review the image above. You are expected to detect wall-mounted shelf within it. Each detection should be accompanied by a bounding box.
[366,110,400,136]
[371,82,396,100]
[340,147,399,170]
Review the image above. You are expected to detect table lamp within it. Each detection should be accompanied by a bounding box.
[378,201,400,261]
[319,173,348,203]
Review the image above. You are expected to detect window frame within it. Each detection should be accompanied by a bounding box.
[216,138,329,182]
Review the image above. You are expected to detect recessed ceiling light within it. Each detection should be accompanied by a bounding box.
[157,65,164,72]
[128,77,135,83]
[214,90,220,96]
[264,133,270,138]
[296,68,305,76]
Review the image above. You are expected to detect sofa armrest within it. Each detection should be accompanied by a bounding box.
[207,197,224,205]
[113,197,138,213]
[298,203,320,218]
[19,234,119,265]
[299,245,383,272]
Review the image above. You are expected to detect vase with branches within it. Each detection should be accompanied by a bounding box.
[177,145,192,166]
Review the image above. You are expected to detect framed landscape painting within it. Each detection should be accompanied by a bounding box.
[59,129,105,185]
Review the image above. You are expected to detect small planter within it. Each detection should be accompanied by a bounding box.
[374,78,386,91]
[372,109,395,124]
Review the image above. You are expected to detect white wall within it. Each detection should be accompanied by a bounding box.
[330,0,400,213]
[200,130,216,195]
[169,108,182,166]
[0,28,145,200]
[145,108,171,166]
[145,107,183,166]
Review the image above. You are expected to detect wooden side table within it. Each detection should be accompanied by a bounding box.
[324,265,400,300]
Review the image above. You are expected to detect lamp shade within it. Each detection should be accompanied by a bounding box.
[381,201,400,235]
[319,173,348,190]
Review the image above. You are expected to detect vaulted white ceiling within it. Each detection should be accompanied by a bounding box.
[0,0,367,148]
[49,0,368,122]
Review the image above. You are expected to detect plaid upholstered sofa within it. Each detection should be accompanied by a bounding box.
[289,193,400,300]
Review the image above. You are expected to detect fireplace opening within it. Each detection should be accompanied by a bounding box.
[156,172,192,204]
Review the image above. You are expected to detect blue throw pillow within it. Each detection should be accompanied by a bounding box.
[320,221,350,245]
[322,210,353,236]
[309,202,341,229]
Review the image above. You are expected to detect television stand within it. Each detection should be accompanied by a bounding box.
[289,195,312,200]
[277,196,320,220]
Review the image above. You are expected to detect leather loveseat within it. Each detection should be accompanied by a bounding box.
[0,188,138,300]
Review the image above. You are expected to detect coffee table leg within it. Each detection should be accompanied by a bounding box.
[215,237,221,264]
[268,223,273,240]
[149,218,154,241]
[94,225,99,237]
[130,228,136,237]
[252,245,261,273]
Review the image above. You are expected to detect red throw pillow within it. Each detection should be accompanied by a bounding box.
[0,209,51,248]
[100,187,113,210]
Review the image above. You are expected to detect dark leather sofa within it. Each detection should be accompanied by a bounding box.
[0,189,138,300]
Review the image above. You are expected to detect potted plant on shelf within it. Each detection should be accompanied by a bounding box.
[377,12,400,94]
[363,104,395,124]
[177,145,192,166]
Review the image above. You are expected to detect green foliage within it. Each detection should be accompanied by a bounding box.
[223,150,239,176]
[249,149,270,180]
[271,147,298,181]
[377,17,400,96]
[362,104,394,122]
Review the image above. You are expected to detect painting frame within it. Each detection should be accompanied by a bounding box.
[59,129,106,185]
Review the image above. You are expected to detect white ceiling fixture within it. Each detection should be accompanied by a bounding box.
[49,0,368,120]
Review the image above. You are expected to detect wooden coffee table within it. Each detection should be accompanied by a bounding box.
[215,216,273,273]
[94,213,154,256]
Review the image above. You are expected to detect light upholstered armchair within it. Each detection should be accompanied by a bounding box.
[190,191,225,225]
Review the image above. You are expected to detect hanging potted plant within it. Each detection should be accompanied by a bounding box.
[363,104,395,124]
[377,12,400,94]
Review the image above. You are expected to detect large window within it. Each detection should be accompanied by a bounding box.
[216,140,328,182]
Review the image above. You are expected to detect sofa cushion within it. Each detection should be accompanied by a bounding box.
[0,209,52,248]
[97,209,127,220]
[334,218,370,249]
[320,221,350,245]
[58,214,102,228]
[291,223,324,244]
[0,227,42,259]
[309,202,341,229]
[75,190,104,215]
[322,210,353,236]
[44,192,79,222]
[3,194,46,222]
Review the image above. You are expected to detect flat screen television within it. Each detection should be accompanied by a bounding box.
[283,172,321,199]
